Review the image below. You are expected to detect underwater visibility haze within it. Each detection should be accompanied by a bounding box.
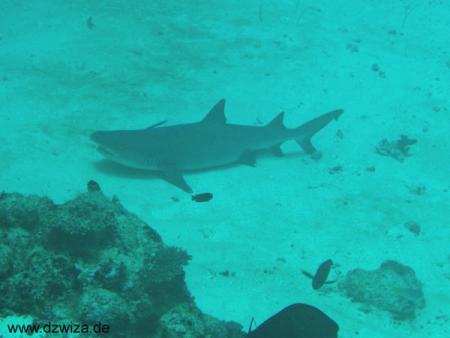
[0,0,449,337]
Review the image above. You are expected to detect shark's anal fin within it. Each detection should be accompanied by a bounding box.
[238,150,257,167]
[202,99,227,124]
[160,166,192,193]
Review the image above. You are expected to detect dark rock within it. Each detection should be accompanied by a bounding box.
[145,246,191,284]
[87,180,102,192]
[404,221,421,235]
[0,193,54,229]
[44,193,118,255]
[338,260,425,320]
[80,287,131,331]
[0,191,243,337]
[0,243,12,277]
[159,303,245,338]
[375,135,417,162]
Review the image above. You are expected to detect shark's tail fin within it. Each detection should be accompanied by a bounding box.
[295,109,343,155]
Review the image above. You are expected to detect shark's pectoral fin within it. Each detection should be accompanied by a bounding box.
[160,166,192,193]
[238,150,257,167]
[270,143,284,157]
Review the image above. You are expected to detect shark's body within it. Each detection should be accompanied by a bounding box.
[91,100,343,192]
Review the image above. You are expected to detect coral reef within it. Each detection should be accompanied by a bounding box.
[375,134,417,161]
[0,188,244,337]
[338,260,425,320]
[160,303,243,338]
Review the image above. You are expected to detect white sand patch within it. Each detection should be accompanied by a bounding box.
[1,0,449,337]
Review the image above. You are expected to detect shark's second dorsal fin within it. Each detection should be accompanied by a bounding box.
[202,99,227,124]
[267,112,285,128]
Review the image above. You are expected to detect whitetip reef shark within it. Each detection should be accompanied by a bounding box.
[90,100,343,193]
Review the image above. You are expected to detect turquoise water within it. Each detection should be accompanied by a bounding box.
[1,1,449,337]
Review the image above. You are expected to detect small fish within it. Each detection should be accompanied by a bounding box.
[302,259,334,290]
[192,192,213,202]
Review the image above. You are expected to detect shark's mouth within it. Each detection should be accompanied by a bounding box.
[96,146,114,157]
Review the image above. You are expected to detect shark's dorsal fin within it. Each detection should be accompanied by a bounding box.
[267,112,285,128]
[202,99,227,124]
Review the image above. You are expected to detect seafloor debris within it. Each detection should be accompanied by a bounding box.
[404,220,421,235]
[0,190,244,338]
[371,63,386,78]
[375,134,417,162]
[87,16,95,30]
[328,165,343,175]
[338,260,425,320]
[406,184,426,195]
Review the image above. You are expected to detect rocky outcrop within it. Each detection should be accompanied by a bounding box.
[338,260,425,320]
[0,189,244,337]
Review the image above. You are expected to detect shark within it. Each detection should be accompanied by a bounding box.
[90,99,343,193]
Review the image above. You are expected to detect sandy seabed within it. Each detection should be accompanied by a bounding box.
[1,1,449,337]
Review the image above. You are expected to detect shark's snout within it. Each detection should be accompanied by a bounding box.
[90,131,116,157]
[90,131,104,144]
[90,130,140,168]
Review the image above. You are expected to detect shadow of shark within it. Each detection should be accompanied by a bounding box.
[90,99,343,193]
